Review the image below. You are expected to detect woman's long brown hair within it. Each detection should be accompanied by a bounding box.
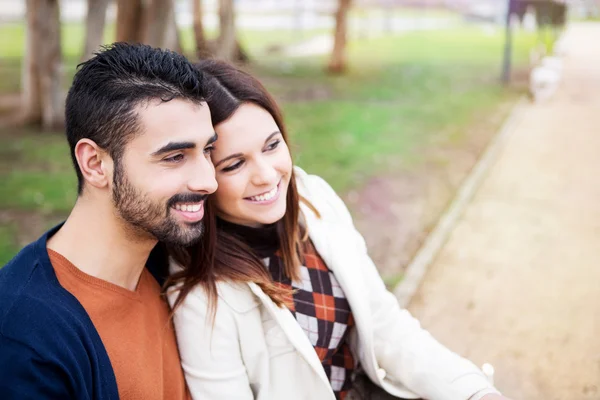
[167,59,318,317]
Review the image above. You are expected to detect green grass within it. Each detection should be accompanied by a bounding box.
[0,223,20,266]
[0,23,538,265]
[382,273,404,290]
[252,27,535,191]
[0,133,76,213]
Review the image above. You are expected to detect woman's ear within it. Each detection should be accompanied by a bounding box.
[74,139,113,190]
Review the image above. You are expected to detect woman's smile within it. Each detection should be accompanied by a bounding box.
[244,180,282,205]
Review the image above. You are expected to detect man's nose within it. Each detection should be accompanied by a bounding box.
[187,156,218,194]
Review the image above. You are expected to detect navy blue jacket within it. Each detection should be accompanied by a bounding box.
[0,224,169,399]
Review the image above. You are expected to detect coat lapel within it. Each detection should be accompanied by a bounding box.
[302,205,379,375]
[246,282,331,387]
[242,187,379,389]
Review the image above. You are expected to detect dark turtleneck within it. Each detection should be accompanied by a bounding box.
[216,218,280,259]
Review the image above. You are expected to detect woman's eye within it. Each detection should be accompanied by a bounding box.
[164,154,184,163]
[222,160,243,172]
[265,139,280,151]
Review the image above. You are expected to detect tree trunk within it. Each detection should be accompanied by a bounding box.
[116,0,144,43]
[82,0,110,61]
[22,0,64,129]
[116,0,178,51]
[215,0,237,61]
[143,0,174,48]
[327,0,352,74]
[192,0,210,58]
[234,39,249,63]
[164,4,183,53]
[22,2,41,125]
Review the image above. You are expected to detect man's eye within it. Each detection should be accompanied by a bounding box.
[164,154,184,163]
[203,145,214,156]
[266,140,280,151]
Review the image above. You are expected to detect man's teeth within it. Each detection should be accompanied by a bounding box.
[250,186,278,202]
[174,203,202,212]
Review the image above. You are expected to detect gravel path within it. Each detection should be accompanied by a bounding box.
[407,23,600,400]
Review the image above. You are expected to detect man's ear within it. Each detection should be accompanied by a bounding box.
[74,139,113,190]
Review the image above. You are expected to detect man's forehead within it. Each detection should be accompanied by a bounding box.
[129,100,213,150]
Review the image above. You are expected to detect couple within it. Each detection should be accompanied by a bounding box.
[0,44,509,400]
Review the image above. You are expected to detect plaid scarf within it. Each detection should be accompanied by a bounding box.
[218,219,356,399]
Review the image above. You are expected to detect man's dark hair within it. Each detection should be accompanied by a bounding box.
[65,42,206,194]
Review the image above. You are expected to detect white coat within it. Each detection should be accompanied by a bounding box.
[169,168,499,400]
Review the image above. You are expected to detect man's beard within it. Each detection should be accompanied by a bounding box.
[112,164,206,246]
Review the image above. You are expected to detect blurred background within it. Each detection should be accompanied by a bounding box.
[0,0,591,282]
[4,2,600,398]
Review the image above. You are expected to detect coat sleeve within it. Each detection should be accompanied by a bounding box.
[303,173,500,400]
[0,334,75,399]
[169,287,255,400]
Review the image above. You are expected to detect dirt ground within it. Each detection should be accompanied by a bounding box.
[405,23,600,399]
[347,100,516,285]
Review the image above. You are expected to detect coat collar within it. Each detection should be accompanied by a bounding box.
[301,205,376,370]
[245,197,376,387]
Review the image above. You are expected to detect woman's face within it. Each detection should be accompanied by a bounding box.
[211,103,293,227]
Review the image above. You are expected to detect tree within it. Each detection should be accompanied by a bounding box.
[214,0,249,62]
[192,0,210,58]
[215,0,237,61]
[164,6,183,54]
[143,0,175,48]
[327,0,352,74]
[22,0,63,129]
[115,0,181,52]
[115,0,145,43]
[82,0,111,61]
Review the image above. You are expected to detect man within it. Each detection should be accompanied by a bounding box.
[0,43,217,399]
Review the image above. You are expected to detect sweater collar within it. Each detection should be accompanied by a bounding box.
[216,218,280,258]
[32,222,166,285]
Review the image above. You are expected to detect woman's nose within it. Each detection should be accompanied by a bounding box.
[250,159,278,187]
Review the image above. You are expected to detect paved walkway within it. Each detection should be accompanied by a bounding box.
[407,23,600,400]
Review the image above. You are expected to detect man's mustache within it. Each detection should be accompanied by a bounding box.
[167,193,209,209]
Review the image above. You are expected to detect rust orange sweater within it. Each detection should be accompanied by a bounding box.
[49,249,189,400]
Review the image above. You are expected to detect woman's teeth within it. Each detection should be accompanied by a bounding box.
[174,203,202,212]
[249,186,278,202]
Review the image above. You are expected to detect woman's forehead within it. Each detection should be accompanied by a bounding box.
[214,105,279,149]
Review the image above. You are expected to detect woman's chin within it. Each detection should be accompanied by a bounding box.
[259,212,286,226]
[252,205,287,226]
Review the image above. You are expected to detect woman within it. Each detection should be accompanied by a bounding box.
[167,60,509,400]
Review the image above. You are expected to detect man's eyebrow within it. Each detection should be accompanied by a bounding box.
[206,132,218,146]
[151,142,196,157]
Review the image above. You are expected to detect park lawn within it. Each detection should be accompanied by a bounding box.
[257,27,535,190]
[0,24,536,265]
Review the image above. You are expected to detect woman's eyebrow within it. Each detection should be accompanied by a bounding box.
[214,152,243,168]
[214,131,281,168]
[264,131,281,143]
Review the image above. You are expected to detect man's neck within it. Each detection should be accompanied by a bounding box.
[47,197,157,291]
